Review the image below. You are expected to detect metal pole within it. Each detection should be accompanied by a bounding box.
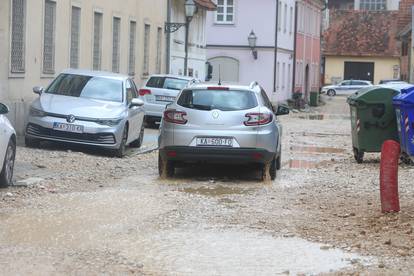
[273,0,279,93]
[184,17,190,76]
[292,1,298,94]
[166,0,172,74]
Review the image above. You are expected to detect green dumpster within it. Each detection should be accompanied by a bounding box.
[310,91,319,107]
[347,86,400,163]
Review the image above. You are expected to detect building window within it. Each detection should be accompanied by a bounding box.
[276,62,280,90]
[10,0,26,73]
[289,6,293,34]
[216,0,234,24]
[143,24,150,76]
[156,27,162,74]
[402,41,408,56]
[288,63,291,92]
[360,0,386,10]
[128,21,137,76]
[278,1,282,31]
[43,0,56,74]
[282,62,286,89]
[112,17,121,73]
[283,4,287,33]
[93,12,103,70]
[70,6,81,69]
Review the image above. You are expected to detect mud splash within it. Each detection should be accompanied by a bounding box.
[133,228,373,276]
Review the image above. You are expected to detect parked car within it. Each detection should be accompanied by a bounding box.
[25,69,145,157]
[379,79,407,85]
[158,82,290,181]
[139,75,199,126]
[321,80,373,96]
[0,103,16,187]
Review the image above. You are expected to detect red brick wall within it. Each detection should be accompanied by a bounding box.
[398,0,414,30]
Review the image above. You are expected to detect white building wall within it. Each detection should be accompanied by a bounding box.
[0,0,167,134]
[169,0,208,80]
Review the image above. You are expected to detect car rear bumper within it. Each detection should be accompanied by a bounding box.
[160,146,275,164]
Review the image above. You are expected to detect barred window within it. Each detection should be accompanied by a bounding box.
[360,0,386,10]
[93,12,103,71]
[143,24,150,76]
[112,17,121,73]
[156,27,162,74]
[128,21,137,76]
[43,0,56,74]
[70,6,81,69]
[11,0,26,73]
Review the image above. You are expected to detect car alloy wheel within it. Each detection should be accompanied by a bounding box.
[327,89,336,97]
[0,139,16,187]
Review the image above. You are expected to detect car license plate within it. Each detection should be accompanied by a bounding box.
[196,137,233,147]
[156,95,175,102]
[53,122,84,133]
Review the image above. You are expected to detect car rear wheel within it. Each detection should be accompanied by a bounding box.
[327,89,336,96]
[0,139,16,188]
[158,152,175,178]
[130,125,144,148]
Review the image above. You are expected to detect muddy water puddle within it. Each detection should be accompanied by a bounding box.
[180,185,254,197]
[291,145,346,154]
[284,159,330,169]
[133,228,373,276]
[296,114,350,120]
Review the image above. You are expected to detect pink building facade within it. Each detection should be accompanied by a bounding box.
[294,0,324,100]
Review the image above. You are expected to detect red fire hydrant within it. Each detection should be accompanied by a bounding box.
[380,140,401,213]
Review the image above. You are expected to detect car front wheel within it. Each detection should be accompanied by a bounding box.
[130,125,144,148]
[0,139,16,188]
[327,89,336,96]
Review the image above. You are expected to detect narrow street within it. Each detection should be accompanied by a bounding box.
[1,96,414,275]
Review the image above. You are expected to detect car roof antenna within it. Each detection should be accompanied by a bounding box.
[218,65,222,86]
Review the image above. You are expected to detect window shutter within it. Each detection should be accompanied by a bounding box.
[11,0,26,73]
[70,6,81,69]
[112,17,121,73]
[128,21,137,76]
[93,12,103,70]
[43,0,56,74]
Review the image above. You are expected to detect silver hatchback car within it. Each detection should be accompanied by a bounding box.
[25,69,145,157]
[158,82,290,180]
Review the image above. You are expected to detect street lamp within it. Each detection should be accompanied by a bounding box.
[248,30,258,60]
[165,0,197,76]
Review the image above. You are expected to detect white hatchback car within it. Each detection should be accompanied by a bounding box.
[0,103,16,187]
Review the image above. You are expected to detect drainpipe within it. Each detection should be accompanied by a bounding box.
[320,0,328,88]
[292,1,298,95]
[166,0,172,74]
[273,0,279,94]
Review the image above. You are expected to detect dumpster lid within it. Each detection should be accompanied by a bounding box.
[347,86,400,105]
[393,85,414,105]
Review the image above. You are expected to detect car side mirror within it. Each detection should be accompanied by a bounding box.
[0,103,9,115]
[33,86,44,95]
[130,98,144,108]
[276,105,290,116]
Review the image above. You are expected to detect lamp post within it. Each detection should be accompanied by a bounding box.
[165,0,197,76]
[248,30,258,60]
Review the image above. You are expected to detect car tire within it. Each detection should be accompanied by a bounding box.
[113,126,128,158]
[327,89,336,97]
[353,148,364,164]
[130,125,144,148]
[276,154,281,171]
[0,139,16,188]
[25,136,40,148]
[270,156,277,180]
[158,152,175,178]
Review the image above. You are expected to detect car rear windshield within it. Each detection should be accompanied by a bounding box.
[177,89,258,111]
[146,77,189,90]
[46,74,123,102]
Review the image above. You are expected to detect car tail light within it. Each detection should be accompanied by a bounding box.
[244,113,273,126]
[164,110,188,124]
[139,89,151,96]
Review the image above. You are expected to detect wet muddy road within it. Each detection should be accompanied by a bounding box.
[1,96,414,275]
